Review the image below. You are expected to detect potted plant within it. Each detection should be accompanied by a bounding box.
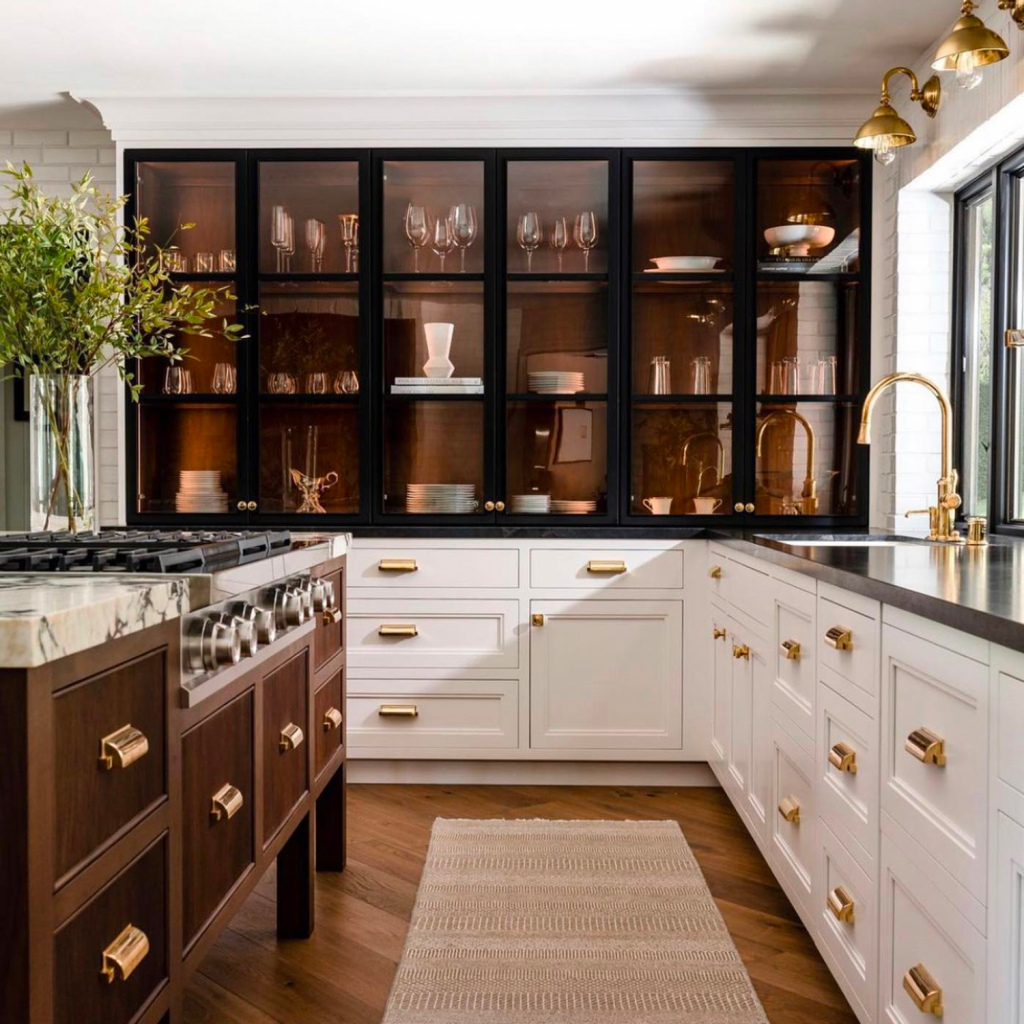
[0,163,244,532]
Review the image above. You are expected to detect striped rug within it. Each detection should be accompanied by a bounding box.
[383,818,768,1024]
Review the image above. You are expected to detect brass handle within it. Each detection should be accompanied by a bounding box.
[379,623,418,637]
[379,704,418,717]
[733,502,745,513]
[905,726,947,767]
[323,706,342,731]
[709,565,722,579]
[824,625,853,651]
[378,558,418,572]
[495,501,506,511]
[828,741,858,774]
[780,639,802,661]
[532,613,544,626]
[236,500,247,511]
[778,796,801,824]
[827,885,855,923]
[587,560,626,574]
[484,500,495,511]
[713,627,727,640]
[732,644,750,660]
[903,963,943,1017]
[1005,328,1024,348]
[321,606,342,626]
[210,783,243,821]
[246,500,257,511]
[100,924,149,984]
[279,722,304,752]
[744,502,755,513]
[98,724,149,771]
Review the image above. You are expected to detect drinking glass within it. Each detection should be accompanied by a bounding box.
[449,203,477,273]
[574,211,598,272]
[691,356,712,395]
[648,356,671,395]
[549,216,571,272]
[305,372,328,395]
[334,370,360,394]
[432,216,457,272]
[517,212,542,272]
[163,249,188,273]
[304,218,326,273]
[271,205,293,272]
[163,365,187,395]
[783,356,801,395]
[212,362,236,395]
[193,252,216,274]
[218,249,236,272]
[404,204,429,272]
[814,355,838,395]
[338,214,359,273]
[267,372,297,395]
[768,361,783,395]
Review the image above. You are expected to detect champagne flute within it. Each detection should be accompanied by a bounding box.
[271,205,291,273]
[517,211,542,272]
[432,216,457,272]
[449,203,478,273]
[549,216,570,272]
[338,214,359,273]
[281,212,295,272]
[574,211,598,272]
[304,218,326,273]
[404,204,429,272]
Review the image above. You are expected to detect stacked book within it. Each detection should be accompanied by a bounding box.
[391,377,484,395]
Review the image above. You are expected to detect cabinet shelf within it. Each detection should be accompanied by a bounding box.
[507,272,608,283]
[384,392,485,402]
[137,393,238,405]
[383,272,485,283]
[632,394,731,404]
[258,272,359,284]
[259,393,360,404]
[168,272,236,284]
[755,394,861,403]
[507,392,607,402]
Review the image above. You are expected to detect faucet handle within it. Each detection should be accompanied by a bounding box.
[904,507,939,534]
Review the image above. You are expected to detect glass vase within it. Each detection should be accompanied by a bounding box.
[30,375,95,534]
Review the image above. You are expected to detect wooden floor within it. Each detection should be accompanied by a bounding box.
[182,784,857,1024]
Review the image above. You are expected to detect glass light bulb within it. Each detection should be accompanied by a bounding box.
[955,50,983,91]
[872,136,897,167]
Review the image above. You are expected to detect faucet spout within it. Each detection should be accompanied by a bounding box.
[681,432,725,490]
[755,409,818,513]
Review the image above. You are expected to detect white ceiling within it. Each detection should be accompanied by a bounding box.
[3,0,953,106]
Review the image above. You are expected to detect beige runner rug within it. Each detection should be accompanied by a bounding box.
[383,818,768,1024]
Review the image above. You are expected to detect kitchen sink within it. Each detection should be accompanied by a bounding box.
[755,534,932,548]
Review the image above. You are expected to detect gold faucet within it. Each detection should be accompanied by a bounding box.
[755,410,818,514]
[857,372,962,542]
[681,432,725,493]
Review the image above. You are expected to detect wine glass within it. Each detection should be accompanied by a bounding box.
[271,205,292,273]
[404,204,429,272]
[549,216,570,272]
[517,212,542,272]
[163,366,187,395]
[305,372,328,395]
[212,362,236,394]
[334,370,360,394]
[338,214,359,273]
[449,203,478,273]
[432,216,457,272]
[267,372,297,394]
[574,211,598,272]
[304,218,326,273]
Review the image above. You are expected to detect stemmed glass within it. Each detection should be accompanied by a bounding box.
[449,203,478,273]
[549,216,570,272]
[404,204,429,272]
[517,212,542,272]
[304,218,326,273]
[338,214,359,273]
[432,216,457,272]
[574,211,598,272]
[272,205,295,273]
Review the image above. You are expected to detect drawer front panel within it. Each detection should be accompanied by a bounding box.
[347,599,519,670]
[349,547,518,588]
[314,671,344,776]
[262,650,309,843]
[54,649,167,880]
[54,835,168,1024]
[723,558,771,626]
[997,668,1024,797]
[882,625,988,902]
[181,690,254,947]
[772,581,816,739]
[770,722,816,914]
[818,596,878,702]
[313,566,344,669]
[348,679,518,750]
[529,548,683,590]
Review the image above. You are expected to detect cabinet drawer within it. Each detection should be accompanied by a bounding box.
[880,833,986,1023]
[349,547,518,588]
[996,666,1024,797]
[181,690,254,947]
[262,650,309,844]
[54,835,168,1024]
[817,818,877,1024]
[315,671,344,776]
[347,599,519,670]
[818,595,879,707]
[881,625,988,903]
[770,721,816,918]
[723,557,772,626]
[771,580,816,740]
[347,679,518,750]
[53,649,167,881]
[529,548,683,589]
[313,565,343,669]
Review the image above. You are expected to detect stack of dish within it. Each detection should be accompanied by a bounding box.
[175,470,229,514]
[510,494,551,514]
[527,371,585,395]
[550,498,598,514]
[405,483,478,514]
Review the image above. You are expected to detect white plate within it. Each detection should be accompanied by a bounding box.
[648,256,720,271]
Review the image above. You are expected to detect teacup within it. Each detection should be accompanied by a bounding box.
[692,497,722,515]
[643,496,673,515]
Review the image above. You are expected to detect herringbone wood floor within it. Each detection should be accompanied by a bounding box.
[182,784,857,1024]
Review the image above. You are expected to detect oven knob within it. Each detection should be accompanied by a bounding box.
[308,577,329,613]
[229,601,276,646]
[270,587,304,628]
[209,620,242,667]
[286,584,313,621]
[211,612,258,658]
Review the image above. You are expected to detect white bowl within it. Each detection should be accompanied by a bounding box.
[763,224,835,256]
[649,256,720,271]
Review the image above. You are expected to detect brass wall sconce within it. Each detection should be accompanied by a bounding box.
[933,0,1010,91]
[1002,0,1024,29]
[854,67,941,167]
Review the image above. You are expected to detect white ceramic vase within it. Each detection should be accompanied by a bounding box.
[422,322,455,379]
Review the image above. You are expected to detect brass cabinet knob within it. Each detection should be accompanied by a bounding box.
[824,625,853,651]
[532,613,545,626]
[778,795,801,824]
[484,500,495,511]
[903,963,943,1017]
[323,706,343,731]
[713,627,727,640]
[732,644,750,660]
[744,502,755,513]
[379,704,418,717]
[587,560,626,574]
[905,726,947,767]
[246,500,257,511]
[495,500,506,511]
[827,886,855,923]
[709,565,722,579]
[734,502,745,513]
[236,500,247,511]
[210,783,243,821]
[378,558,418,572]
[279,722,304,752]
[780,639,801,661]
[378,623,418,637]
[828,741,858,774]
[98,724,149,771]
[321,606,342,626]
[100,924,149,984]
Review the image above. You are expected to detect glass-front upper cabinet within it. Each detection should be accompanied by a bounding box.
[626,156,739,520]
[502,153,616,518]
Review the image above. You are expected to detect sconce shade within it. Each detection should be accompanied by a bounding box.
[853,102,917,152]
[933,10,1010,70]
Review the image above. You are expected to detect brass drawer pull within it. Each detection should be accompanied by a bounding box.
[733,644,750,660]
[379,623,418,638]
[825,625,853,651]
[778,796,801,824]
[323,706,343,731]
[378,558,418,572]
[780,639,802,661]
[828,741,858,774]
[906,726,947,767]
[98,724,149,771]
[321,606,342,626]
[713,627,727,640]
[210,783,243,821]
[827,885,855,923]
[532,613,545,626]
[379,704,419,718]
[903,963,943,1016]
[709,565,722,579]
[587,560,626,574]
[100,923,149,984]
[279,722,304,752]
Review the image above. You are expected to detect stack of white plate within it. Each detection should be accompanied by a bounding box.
[175,470,229,514]
[527,371,585,395]
[406,483,478,514]
[550,499,598,514]
[510,494,551,514]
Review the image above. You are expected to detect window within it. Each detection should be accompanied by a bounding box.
[1010,171,1024,522]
